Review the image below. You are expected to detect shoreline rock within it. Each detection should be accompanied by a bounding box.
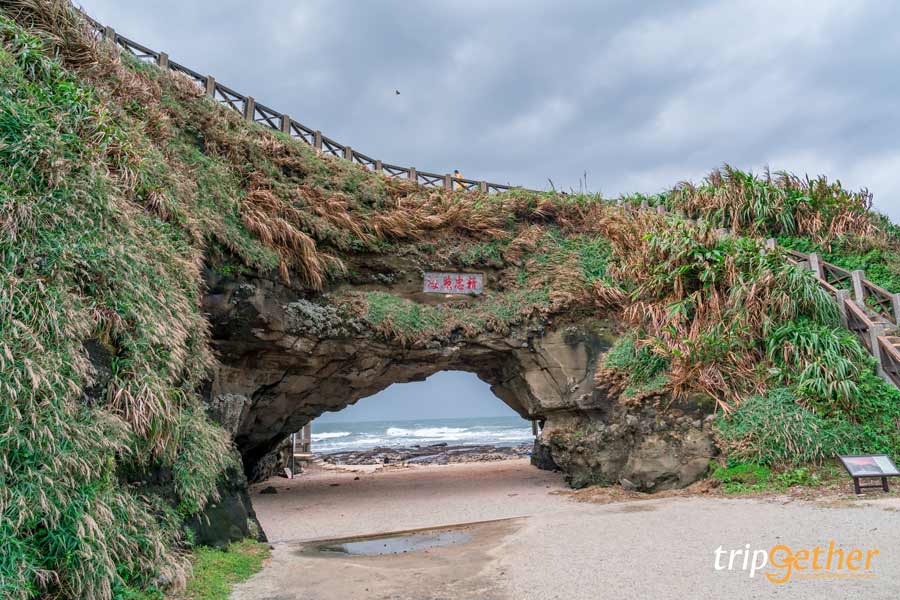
[320,442,532,466]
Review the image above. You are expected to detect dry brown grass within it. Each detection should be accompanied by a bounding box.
[1,0,98,68]
[670,165,884,249]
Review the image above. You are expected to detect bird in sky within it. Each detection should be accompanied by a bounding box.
[395,90,400,95]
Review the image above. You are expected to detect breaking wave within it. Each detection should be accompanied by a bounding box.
[311,431,351,440]
[385,426,467,437]
[311,417,533,453]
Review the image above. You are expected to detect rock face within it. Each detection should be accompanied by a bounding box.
[187,464,267,549]
[538,403,716,491]
[201,257,716,490]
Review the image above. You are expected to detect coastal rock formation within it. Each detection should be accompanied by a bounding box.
[187,464,267,549]
[538,406,716,491]
[201,257,716,489]
[322,443,532,466]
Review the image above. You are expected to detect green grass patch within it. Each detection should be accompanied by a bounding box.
[714,387,899,466]
[359,288,551,342]
[711,462,832,494]
[183,541,270,600]
[711,463,772,493]
[602,334,670,399]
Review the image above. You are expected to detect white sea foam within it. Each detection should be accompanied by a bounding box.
[311,431,351,440]
[385,426,467,437]
[311,418,534,453]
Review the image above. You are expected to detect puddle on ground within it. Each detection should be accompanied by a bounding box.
[317,529,472,556]
[299,519,521,559]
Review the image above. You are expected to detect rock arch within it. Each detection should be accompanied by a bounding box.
[202,265,716,491]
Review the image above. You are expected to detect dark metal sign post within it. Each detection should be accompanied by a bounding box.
[839,455,900,494]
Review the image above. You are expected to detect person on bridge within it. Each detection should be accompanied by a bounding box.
[454,169,464,191]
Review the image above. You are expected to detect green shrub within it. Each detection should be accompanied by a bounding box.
[773,466,819,489]
[765,318,869,415]
[714,389,864,465]
[602,333,670,399]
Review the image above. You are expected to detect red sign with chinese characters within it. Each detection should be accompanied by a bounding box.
[423,272,484,295]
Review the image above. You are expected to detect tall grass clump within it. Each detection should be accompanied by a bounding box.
[0,10,233,599]
[667,165,883,248]
[715,388,879,465]
[597,213,839,409]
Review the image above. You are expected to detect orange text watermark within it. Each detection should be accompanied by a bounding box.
[714,541,879,583]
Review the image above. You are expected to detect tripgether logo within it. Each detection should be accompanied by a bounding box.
[714,542,880,584]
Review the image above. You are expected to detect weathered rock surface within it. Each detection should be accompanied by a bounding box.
[186,464,266,549]
[201,260,716,491]
[538,401,717,491]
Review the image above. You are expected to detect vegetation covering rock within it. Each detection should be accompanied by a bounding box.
[1,1,899,598]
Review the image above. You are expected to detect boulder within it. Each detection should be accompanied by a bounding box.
[187,465,267,549]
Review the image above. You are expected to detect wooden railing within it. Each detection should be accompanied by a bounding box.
[780,244,900,389]
[633,201,900,390]
[79,13,531,195]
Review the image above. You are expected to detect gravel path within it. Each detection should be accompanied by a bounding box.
[234,459,900,599]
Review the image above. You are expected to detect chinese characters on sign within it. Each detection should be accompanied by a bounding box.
[423,272,484,295]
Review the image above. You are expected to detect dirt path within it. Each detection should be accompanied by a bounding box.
[233,459,900,599]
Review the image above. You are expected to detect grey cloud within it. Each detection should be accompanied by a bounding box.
[79,0,900,219]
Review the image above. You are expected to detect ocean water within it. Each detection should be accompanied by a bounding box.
[310,416,534,454]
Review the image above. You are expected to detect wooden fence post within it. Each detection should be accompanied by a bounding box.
[808,252,823,279]
[890,293,900,327]
[870,322,886,378]
[443,174,452,190]
[157,51,168,69]
[205,75,216,98]
[243,96,255,122]
[480,181,488,193]
[343,146,353,160]
[374,159,382,173]
[301,423,311,453]
[408,166,417,183]
[280,114,291,135]
[851,270,866,304]
[103,25,115,43]
[313,130,322,154]
[836,289,850,328]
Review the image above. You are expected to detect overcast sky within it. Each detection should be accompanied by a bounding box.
[77,1,900,420]
[79,0,900,222]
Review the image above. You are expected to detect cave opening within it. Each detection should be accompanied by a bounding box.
[308,371,535,459]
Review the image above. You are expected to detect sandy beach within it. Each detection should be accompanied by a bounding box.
[233,459,900,600]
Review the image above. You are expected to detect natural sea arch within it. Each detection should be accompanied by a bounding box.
[201,267,716,491]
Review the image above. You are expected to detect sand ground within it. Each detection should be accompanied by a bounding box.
[232,459,900,600]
